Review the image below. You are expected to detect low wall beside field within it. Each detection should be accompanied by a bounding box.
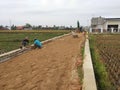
[82,35,97,90]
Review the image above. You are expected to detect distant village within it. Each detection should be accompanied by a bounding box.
[0,23,76,30]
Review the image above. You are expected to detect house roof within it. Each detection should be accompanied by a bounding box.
[105,18,120,20]
[16,26,24,30]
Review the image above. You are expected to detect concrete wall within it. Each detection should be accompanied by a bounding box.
[104,20,120,29]
[82,35,97,90]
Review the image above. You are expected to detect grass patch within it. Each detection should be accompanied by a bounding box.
[81,45,85,60]
[77,38,85,84]
[77,65,83,84]
[89,35,114,90]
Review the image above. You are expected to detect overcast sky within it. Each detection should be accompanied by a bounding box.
[0,0,120,27]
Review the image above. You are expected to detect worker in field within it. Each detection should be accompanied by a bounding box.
[33,39,42,49]
[20,37,29,49]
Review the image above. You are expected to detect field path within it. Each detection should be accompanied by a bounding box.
[0,33,85,90]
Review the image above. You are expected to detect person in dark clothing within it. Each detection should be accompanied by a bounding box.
[20,37,29,49]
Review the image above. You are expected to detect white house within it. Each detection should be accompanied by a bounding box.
[91,16,120,33]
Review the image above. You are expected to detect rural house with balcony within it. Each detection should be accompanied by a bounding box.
[90,16,120,33]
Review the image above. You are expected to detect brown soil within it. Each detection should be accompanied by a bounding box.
[0,33,85,90]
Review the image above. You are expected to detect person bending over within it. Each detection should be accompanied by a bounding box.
[33,39,42,49]
[20,37,29,49]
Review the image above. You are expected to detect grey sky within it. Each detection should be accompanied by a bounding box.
[0,0,120,27]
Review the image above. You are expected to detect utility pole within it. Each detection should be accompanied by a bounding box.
[9,19,12,30]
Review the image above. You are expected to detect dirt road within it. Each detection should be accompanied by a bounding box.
[0,33,85,90]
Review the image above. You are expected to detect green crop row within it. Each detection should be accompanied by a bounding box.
[89,34,114,90]
[0,31,70,53]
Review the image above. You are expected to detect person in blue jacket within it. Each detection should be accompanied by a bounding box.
[34,39,42,49]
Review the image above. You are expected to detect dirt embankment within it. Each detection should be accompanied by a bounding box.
[0,33,85,90]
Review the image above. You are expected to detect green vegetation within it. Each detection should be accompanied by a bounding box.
[81,45,85,59]
[0,30,70,53]
[77,65,83,84]
[89,35,114,90]
[77,39,85,84]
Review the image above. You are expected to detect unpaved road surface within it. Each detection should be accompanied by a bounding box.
[0,33,85,90]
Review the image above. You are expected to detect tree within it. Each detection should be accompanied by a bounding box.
[25,23,32,28]
[76,20,81,32]
[77,21,80,29]
[0,25,3,29]
[38,25,42,29]
[11,25,16,30]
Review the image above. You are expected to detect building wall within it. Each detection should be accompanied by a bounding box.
[91,16,105,26]
[103,20,120,31]
[91,17,120,33]
[91,17,105,32]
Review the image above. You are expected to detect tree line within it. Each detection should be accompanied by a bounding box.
[0,23,76,30]
[0,21,83,31]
